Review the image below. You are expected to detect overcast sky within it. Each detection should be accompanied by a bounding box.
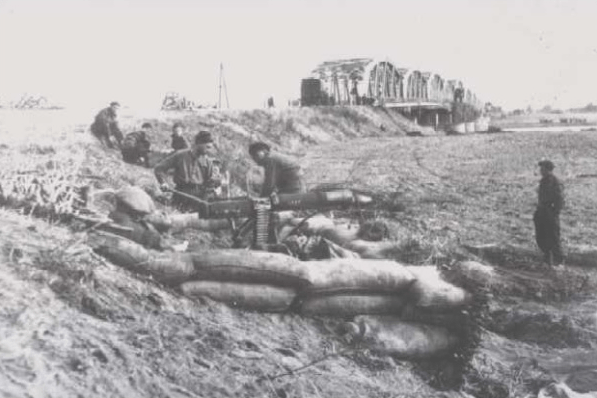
[0,0,596,112]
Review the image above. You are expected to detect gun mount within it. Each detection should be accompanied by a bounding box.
[186,189,374,251]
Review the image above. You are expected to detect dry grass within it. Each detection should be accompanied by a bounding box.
[0,208,447,398]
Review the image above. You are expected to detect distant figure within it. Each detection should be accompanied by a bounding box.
[248,142,304,197]
[91,101,123,148]
[267,96,275,108]
[171,122,189,152]
[154,131,221,211]
[533,160,564,265]
[121,123,152,167]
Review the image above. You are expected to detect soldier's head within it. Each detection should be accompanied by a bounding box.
[538,159,555,177]
[141,122,153,134]
[172,122,184,136]
[192,131,215,156]
[249,142,271,166]
[110,101,120,114]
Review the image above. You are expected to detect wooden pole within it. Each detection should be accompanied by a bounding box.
[218,63,223,109]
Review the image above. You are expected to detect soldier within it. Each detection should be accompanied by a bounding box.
[90,101,123,148]
[248,142,304,197]
[121,122,152,167]
[171,122,189,152]
[108,186,187,252]
[154,131,221,211]
[533,159,564,265]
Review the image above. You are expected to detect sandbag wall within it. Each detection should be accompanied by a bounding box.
[90,232,472,358]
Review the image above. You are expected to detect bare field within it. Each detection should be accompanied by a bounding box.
[1,107,596,398]
[491,111,597,129]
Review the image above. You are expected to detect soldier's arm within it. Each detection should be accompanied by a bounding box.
[182,136,190,149]
[141,138,151,152]
[154,152,178,185]
[111,121,123,144]
[553,180,564,214]
[260,160,276,197]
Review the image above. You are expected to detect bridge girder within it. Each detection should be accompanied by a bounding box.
[306,58,483,112]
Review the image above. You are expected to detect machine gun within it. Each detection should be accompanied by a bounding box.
[171,188,374,250]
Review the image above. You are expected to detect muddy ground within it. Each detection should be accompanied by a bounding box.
[0,107,596,397]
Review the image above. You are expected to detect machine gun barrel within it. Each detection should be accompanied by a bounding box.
[201,189,373,219]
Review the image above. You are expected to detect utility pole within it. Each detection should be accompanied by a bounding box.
[218,63,229,109]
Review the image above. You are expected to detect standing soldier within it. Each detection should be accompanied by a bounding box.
[171,122,189,152]
[91,101,123,148]
[533,159,564,265]
[154,131,221,211]
[121,122,152,167]
[248,142,304,197]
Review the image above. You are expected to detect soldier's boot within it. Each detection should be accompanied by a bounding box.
[552,247,564,266]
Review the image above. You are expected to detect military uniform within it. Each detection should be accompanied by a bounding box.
[121,131,151,167]
[91,107,123,148]
[154,149,221,211]
[171,134,189,151]
[533,173,564,265]
[108,209,165,250]
[261,153,304,197]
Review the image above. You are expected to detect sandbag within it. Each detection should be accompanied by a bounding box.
[451,260,496,286]
[89,232,195,285]
[288,216,336,233]
[190,250,311,288]
[168,214,232,233]
[405,266,471,309]
[180,281,296,312]
[142,211,172,233]
[351,315,459,358]
[303,258,416,293]
[400,303,467,331]
[115,186,155,215]
[325,239,360,259]
[277,224,298,242]
[319,224,360,247]
[90,233,311,288]
[346,239,401,259]
[538,382,597,398]
[300,293,406,317]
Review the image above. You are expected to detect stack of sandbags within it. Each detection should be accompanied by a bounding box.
[329,266,471,358]
[404,266,472,310]
[298,259,415,317]
[90,233,472,358]
[89,231,309,312]
[181,250,310,312]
